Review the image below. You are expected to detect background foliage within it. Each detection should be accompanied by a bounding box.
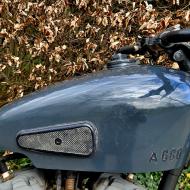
[0,0,190,189]
[0,0,190,106]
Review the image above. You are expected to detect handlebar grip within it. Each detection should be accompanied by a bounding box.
[160,29,190,45]
[117,45,139,54]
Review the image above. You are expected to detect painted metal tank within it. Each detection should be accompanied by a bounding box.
[0,61,190,173]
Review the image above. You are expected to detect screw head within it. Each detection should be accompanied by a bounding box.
[55,138,62,145]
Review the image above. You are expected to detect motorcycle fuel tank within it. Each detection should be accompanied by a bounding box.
[0,63,190,173]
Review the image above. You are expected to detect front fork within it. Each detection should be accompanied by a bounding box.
[158,154,190,190]
[158,167,183,190]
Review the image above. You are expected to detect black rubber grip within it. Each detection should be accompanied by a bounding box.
[116,45,137,54]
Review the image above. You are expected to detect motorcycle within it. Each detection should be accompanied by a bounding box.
[0,25,190,190]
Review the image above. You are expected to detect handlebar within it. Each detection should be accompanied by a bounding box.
[117,28,190,55]
[160,28,190,45]
[116,45,140,54]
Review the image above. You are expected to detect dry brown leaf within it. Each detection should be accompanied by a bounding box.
[0,4,3,14]
[185,10,190,22]
[102,16,108,27]
[14,23,25,30]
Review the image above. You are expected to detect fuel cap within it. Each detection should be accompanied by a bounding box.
[107,53,139,69]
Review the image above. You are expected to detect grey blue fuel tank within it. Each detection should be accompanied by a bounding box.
[0,64,190,173]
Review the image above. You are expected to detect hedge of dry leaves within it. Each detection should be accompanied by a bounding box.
[0,0,190,106]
